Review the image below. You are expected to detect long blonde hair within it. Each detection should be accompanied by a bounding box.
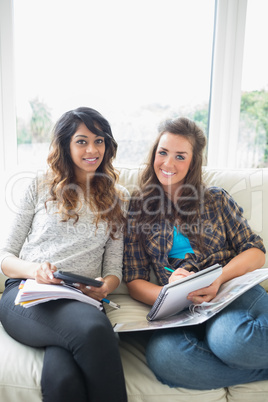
[129,117,209,246]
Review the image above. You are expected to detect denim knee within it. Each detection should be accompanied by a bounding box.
[146,329,183,387]
[145,328,212,389]
[146,325,268,390]
[206,285,268,369]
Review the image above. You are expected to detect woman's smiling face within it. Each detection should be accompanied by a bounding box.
[69,123,105,182]
[153,132,193,196]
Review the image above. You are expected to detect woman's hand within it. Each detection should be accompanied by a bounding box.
[169,268,194,283]
[34,262,62,285]
[76,277,109,301]
[187,277,222,304]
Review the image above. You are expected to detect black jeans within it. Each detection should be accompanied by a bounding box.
[0,280,127,402]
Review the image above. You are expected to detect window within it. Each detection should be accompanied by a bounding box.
[238,0,268,168]
[3,1,268,172]
[13,0,215,168]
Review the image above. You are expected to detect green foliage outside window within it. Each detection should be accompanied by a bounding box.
[17,98,53,145]
[240,90,268,167]
[16,90,268,168]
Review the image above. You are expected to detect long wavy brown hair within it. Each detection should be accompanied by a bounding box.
[129,117,209,246]
[45,107,126,238]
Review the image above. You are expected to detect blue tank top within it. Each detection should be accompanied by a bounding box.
[168,226,194,259]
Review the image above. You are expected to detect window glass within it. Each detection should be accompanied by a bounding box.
[14,0,215,168]
[238,0,268,168]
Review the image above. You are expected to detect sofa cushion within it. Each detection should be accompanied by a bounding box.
[227,381,268,401]
[0,323,44,401]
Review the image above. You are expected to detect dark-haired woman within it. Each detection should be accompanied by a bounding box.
[123,117,268,390]
[0,107,128,402]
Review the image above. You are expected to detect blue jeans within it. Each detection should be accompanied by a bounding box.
[146,285,268,390]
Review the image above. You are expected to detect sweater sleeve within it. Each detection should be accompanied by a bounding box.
[102,232,124,282]
[101,184,130,283]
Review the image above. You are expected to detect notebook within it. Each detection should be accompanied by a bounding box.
[147,263,222,321]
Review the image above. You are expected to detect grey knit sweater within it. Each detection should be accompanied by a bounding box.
[0,175,129,282]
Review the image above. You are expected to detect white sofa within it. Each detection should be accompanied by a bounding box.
[1,166,268,402]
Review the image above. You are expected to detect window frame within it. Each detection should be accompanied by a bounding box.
[0,0,248,173]
[208,0,247,168]
[0,0,17,173]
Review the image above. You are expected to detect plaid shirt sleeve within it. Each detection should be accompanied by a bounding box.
[123,215,152,283]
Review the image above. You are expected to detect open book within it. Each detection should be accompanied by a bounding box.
[114,268,268,332]
[15,279,102,310]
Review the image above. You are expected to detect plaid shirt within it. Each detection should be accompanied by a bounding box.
[123,187,266,286]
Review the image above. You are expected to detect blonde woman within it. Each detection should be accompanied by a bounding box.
[124,117,268,390]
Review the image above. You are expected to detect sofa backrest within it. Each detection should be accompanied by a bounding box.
[1,166,267,294]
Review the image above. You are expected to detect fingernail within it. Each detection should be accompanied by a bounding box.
[49,274,54,280]
[72,283,80,288]
[86,286,91,290]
